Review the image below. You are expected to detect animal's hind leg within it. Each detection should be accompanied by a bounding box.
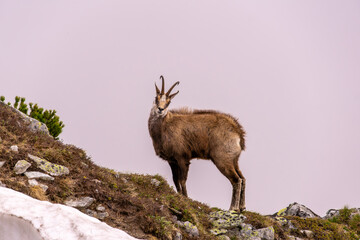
[212,157,242,211]
[169,162,181,193]
[234,162,246,211]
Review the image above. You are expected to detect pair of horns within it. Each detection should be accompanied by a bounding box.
[155,75,179,98]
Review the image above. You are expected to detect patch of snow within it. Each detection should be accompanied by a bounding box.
[0,187,139,240]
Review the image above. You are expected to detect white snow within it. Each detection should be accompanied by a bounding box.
[0,187,139,240]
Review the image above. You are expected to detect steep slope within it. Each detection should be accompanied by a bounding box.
[1,101,359,240]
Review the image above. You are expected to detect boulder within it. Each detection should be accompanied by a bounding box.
[273,202,319,218]
[28,154,69,176]
[14,160,31,175]
[25,171,54,181]
[65,197,95,208]
[177,221,199,238]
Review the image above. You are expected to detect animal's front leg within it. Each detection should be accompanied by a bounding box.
[169,162,181,193]
[177,160,190,197]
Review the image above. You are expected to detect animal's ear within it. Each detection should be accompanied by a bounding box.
[169,91,179,99]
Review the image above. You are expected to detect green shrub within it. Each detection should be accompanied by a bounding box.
[1,95,65,139]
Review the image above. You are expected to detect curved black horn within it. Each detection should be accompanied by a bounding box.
[155,83,160,95]
[166,81,180,96]
[160,75,165,95]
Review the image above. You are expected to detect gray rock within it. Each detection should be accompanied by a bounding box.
[97,211,109,220]
[0,161,5,168]
[273,202,319,218]
[65,197,95,208]
[253,227,274,240]
[10,145,18,152]
[151,178,161,187]
[28,154,69,176]
[96,204,105,212]
[28,179,48,192]
[239,223,254,238]
[14,160,31,174]
[300,230,313,238]
[182,221,199,238]
[85,209,97,218]
[25,171,55,181]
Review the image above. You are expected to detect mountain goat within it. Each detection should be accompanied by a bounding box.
[148,76,246,211]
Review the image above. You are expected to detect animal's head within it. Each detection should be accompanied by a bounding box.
[153,75,179,116]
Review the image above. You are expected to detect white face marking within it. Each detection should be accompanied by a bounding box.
[160,95,166,102]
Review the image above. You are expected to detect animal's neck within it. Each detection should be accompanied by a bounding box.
[148,106,167,140]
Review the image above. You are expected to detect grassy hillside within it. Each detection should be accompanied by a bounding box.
[0,102,359,240]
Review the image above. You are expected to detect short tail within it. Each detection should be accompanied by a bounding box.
[239,127,246,151]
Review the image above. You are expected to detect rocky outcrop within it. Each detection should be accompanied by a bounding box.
[273,202,320,219]
[0,101,50,135]
[209,210,275,240]
[324,208,360,219]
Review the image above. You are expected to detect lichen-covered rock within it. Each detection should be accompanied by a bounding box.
[273,202,319,218]
[210,228,227,236]
[25,171,55,181]
[28,154,69,176]
[65,197,95,208]
[210,210,246,228]
[177,221,199,238]
[14,160,31,174]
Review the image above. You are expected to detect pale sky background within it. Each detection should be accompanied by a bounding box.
[1,1,359,216]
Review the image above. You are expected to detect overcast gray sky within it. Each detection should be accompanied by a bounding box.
[1,1,359,216]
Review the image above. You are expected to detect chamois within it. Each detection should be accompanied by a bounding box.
[148,76,246,211]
